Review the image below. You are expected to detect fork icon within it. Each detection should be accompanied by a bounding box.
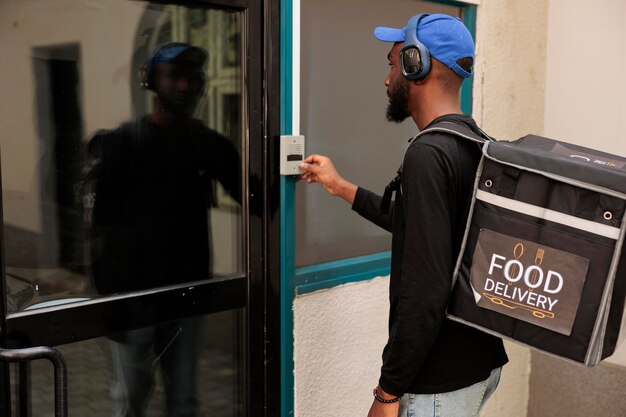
[529,248,545,292]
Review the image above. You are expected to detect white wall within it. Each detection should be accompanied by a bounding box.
[472,0,548,140]
[471,3,550,413]
[544,0,626,156]
[294,278,390,417]
[0,0,146,232]
[294,276,532,417]
[543,0,626,368]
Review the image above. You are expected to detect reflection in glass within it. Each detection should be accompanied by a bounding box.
[9,310,244,417]
[1,2,244,312]
[86,41,241,295]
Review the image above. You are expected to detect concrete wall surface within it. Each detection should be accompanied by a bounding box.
[525,0,626,415]
[544,0,626,368]
[472,0,549,140]
[544,0,626,156]
[479,342,530,417]
[468,1,549,414]
[294,278,390,417]
[528,353,626,417]
[294,277,531,417]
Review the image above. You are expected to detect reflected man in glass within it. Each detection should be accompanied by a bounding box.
[84,43,241,417]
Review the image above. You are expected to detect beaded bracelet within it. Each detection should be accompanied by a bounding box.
[372,387,400,404]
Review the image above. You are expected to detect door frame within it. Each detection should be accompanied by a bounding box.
[0,0,281,415]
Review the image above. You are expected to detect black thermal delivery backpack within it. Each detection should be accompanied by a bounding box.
[411,121,626,366]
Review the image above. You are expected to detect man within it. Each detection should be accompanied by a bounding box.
[299,14,508,417]
[85,43,240,417]
[86,42,240,295]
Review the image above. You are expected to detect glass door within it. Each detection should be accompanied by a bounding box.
[0,0,279,415]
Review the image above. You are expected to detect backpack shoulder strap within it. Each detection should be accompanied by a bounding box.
[409,120,495,148]
[381,120,493,214]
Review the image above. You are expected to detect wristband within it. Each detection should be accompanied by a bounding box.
[372,387,400,404]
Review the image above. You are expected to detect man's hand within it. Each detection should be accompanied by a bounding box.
[366,399,400,417]
[299,155,357,204]
[367,386,401,417]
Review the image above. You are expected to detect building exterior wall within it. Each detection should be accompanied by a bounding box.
[294,275,532,417]
[528,353,626,417]
[471,0,548,140]
[527,1,626,415]
[471,1,549,414]
[294,278,390,417]
[543,0,626,156]
[543,0,626,368]
[293,0,550,416]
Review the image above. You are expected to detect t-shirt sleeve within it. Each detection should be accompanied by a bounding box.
[378,142,456,396]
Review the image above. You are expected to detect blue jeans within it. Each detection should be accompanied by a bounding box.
[397,367,502,417]
[110,317,202,417]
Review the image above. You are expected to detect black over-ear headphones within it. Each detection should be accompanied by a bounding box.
[139,47,162,91]
[139,64,156,91]
[400,14,431,81]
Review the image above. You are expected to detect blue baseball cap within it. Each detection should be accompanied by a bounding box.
[374,14,474,78]
[148,42,207,67]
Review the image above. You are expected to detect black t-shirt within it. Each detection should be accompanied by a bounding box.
[85,116,240,294]
[352,114,508,395]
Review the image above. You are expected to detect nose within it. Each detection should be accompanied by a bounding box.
[176,76,190,92]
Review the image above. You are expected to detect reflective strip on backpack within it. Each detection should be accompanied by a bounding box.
[476,189,621,240]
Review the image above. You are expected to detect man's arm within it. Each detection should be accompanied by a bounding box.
[300,155,393,232]
[83,129,125,295]
[366,386,400,417]
[300,155,357,203]
[210,131,242,204]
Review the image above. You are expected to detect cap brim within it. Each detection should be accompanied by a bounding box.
[174,46,208,65]
[154,45,191,63]
[374,26,405,42]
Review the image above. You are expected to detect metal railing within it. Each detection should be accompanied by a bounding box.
[0,346,68,417]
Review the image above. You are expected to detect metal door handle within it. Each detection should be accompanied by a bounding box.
[0,346,68,417]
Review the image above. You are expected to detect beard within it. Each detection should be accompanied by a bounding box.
[385,77,410,123]
[159,94,199,116]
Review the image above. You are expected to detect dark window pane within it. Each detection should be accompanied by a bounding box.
[9,310,244,417]
[297,0,462,266]
[1,2,245,311]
